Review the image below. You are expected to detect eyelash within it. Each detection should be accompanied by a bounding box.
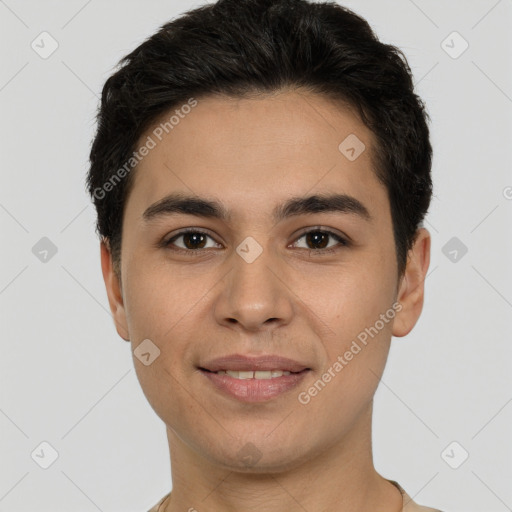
[161,227,349,256]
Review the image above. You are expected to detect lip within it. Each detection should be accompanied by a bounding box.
[198,354,311,403]
[200,367,310,402]
[199,354,310,373]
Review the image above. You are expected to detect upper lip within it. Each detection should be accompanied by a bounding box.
[199,354,310,373]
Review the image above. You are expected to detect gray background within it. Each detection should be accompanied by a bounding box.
[1,0,511,511]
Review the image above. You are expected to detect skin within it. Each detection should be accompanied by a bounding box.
[101,89,430,512]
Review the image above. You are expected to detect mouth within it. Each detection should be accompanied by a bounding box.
[199,354,310,373]
[199,368,308,379]
[199,368,310,402]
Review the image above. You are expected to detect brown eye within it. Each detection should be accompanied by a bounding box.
[292,229,348,252]
[181,232,207,249]
[165,230,221,252]
[305,231,329,249]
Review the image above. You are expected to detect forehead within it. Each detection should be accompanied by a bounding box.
[126,90,387,223]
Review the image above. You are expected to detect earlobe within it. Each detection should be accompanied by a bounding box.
[392,228,431,338]
[100,239,130,341]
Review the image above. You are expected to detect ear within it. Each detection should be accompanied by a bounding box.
[100,239,130,341]
[392,228,431,337]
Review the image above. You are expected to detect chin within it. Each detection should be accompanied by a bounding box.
[202,437,318,475]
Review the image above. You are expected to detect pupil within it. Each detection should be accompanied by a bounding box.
[307,232,328,249]
[184,233,206,249]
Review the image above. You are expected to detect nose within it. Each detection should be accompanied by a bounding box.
[213,243,294,332]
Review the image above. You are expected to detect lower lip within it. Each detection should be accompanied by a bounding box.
[199,369,310,403]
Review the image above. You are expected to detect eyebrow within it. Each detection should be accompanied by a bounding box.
[142,192,372,224]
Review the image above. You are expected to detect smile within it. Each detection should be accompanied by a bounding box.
[214,370,292,379]
[199,368,310,402]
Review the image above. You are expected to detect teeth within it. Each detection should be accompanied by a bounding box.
[219,370,292,379]
[255,371,272,379]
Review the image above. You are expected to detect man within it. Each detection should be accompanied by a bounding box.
[87,0,443,510]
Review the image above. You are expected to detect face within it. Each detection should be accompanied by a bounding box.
[102,90,430,472]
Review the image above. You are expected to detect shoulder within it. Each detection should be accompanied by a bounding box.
[146,485,448,512]
[404,501,444,512]
[147,491,171,512]
[388,480,444,512]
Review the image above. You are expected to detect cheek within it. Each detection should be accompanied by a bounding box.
[301,275,395,424]
[122,256,216,379]
[122,255,195,340]
[314,262,395,329]
[309,264,397,386]
[123,261,201,422]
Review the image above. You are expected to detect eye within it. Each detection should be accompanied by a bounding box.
[161,227,349,255]
[164,229,222,252]
[291,228,349,253]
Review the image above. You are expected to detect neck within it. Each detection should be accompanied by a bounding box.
[163,403,402,512]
